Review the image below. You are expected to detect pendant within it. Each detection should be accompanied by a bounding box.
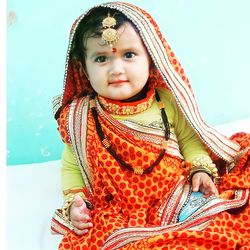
[133,167,144,175]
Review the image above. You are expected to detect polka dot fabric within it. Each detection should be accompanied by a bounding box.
[58,111,250,249]
[56,2,250,249]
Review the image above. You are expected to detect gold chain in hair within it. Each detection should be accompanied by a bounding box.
[101,13,119,47]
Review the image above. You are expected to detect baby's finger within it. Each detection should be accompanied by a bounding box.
[203,183,219,197]
[71,213,91,223]
[210,185,219,197]
[73,195,85,208]
[207,180,219,193]
[82,213,91,222]
[191,175,200,192]
[81,207,91,216]
[73,227,89,236]
[74,221,93,230]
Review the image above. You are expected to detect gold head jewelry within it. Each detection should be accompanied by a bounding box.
[101,13,119,47]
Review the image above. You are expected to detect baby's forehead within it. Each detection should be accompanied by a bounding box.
[85,22,144,51]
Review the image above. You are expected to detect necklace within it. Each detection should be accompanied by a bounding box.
[90,90,170,175]
[98,87,155,115]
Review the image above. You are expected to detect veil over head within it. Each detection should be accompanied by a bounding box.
[53,2,240,162]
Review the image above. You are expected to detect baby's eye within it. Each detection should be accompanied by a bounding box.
[124,52,136,59]
[94,56,107,63]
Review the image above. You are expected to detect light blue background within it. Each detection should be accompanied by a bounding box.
[7,0,250,165]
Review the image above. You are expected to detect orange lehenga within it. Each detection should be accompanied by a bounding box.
[51,2,250,250]
[53,96,250,250]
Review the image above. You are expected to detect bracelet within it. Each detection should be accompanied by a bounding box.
[62,194,75,222]
[61,193,94,223]
[188,156,218,182]
[63,188,93,209]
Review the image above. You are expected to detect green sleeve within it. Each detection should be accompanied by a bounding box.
[158,88,211,162]
[61,144,85,196]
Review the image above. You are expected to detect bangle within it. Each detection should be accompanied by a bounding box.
[188,156,218,182]
[63,188,93,209]
[62,194,75,222]
[61,193,94,223]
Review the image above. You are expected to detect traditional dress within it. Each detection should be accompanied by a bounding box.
[51,2,250,250]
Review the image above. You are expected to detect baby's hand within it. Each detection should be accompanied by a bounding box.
[191,172,219,197]
[70,194,93,235]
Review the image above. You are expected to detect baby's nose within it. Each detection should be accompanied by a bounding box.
[109,59,125,76]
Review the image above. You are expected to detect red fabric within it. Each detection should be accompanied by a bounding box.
[54,2,250,249]
[58,115,250,249]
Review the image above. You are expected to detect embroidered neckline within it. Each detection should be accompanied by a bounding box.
[98,88,155,115]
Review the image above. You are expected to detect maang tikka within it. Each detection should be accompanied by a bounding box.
[101,13,119,49]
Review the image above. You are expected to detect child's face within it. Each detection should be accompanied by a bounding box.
[84,22,151,100]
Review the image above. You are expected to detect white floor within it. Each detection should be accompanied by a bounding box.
[7,160,63,250]
[6,118,250,250]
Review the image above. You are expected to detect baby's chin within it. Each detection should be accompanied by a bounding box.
[100,91,141,102]
[101,95,133,101]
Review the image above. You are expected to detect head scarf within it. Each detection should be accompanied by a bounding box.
[53,2,240,162]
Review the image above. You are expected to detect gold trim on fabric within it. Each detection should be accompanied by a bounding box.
[158,177,186,224]
[170,184,191,224]
[102,183,249,250]
[120,119,166,137]
[68,97,93,194]
[188,219,212,231]
[52,94,62,117]
[95,97,184,160]
[51,209,74,233]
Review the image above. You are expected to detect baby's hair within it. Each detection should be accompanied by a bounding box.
[71,7,138,67]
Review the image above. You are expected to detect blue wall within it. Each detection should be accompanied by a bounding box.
[7,0,250,165]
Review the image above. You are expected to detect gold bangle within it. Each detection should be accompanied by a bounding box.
[62,194,75,222]
[188,156,218,182]
[61,192,94,223]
